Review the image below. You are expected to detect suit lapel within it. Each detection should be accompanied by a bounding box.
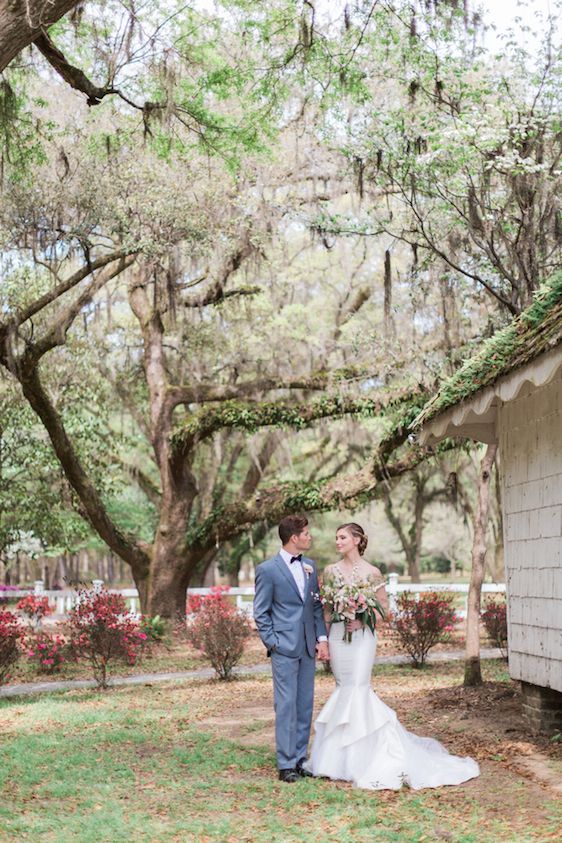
[275,554,304,602]
[301,558,313,603]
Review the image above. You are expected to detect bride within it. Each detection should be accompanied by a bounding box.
[305,522,480,790]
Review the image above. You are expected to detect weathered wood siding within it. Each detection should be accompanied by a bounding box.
[500,370,562,692]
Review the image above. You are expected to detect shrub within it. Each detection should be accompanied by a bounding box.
[16,594,53,628]
[481,599,508,657]
[185,587,252,680]
[139,614,167,643]
[390,591,458,668]
[26,631,67,674]
[67,588,148,688]
[186,585,230,616]
[0,609,24,685]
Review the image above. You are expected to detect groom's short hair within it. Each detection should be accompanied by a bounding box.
[279,514,308,545]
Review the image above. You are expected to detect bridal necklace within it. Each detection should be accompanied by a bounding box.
[336,558,361,584]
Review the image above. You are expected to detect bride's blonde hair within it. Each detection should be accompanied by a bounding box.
[337,522,368,556]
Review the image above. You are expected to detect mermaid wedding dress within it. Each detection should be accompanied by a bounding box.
[306,623,480,790]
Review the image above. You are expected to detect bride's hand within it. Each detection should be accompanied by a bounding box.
[345,619,362,632]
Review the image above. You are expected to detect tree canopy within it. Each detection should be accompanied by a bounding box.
[0,0,560,611]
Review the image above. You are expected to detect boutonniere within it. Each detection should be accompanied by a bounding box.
[303,563,313,577]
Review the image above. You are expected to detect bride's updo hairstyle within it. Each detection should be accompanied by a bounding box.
[337,522,368,556]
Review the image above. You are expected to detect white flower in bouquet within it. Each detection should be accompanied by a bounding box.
[321,578,385,643]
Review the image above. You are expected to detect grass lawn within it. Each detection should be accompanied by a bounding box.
[1,660,560,842]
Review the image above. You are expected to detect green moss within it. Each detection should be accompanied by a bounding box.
[173,387,425,452]
[414,271,562,428]
[184,390,437,551]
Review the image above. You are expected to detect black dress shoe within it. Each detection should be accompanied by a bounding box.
[296,760,313,778]
[278,768,299,783]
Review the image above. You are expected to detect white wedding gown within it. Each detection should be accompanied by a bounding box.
[306,623,480,790]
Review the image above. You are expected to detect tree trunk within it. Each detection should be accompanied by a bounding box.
[0,0,80,71]
[464,443,498,686]
[144,501,207,617]
[145,544,197,619]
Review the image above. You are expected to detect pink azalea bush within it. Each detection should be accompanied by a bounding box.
[389,591,458,668]
[26,632,67,674]
[67,588,148,688]
[185,587,252,680]
[17,594,53,628]
[186,585,230,616]
[481,599,508,657]
[0,609,25,685]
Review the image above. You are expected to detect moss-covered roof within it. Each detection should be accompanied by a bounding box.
[413,271,562,429]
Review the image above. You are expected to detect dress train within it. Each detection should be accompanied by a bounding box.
[306,623,480,790]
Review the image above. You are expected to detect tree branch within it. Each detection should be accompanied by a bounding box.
[180,235,259,308]
[168,366,373,407]
[182,285,261,308]
[13,364,150,577]
[240,433,279,498]
[172,386,423,454]
[17,255,135,367]
[185,394,437,550]
[3,250,134,331]
[34,30,117,106]
[0,0,79,71]
[127,465,162,508]
[187,436,455,551]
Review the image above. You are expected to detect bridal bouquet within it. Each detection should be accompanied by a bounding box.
[321,579,386,643]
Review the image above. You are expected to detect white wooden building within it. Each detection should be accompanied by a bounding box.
[414,275,562,730]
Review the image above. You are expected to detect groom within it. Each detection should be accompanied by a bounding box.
[253,514,329,783]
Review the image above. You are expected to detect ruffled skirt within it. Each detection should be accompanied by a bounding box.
[306,623,479,790]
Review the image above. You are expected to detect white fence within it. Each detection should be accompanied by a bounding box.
[2,576,506,619]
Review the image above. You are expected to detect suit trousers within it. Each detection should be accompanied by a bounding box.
[271,646,316,769]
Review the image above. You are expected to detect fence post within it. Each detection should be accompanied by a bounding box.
[387,573,399,613]
[34,580,44,595]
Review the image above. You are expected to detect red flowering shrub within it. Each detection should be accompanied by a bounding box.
[389,591,458,668]
[186,585,230,616]
[185,587,251,680]
[0,609,25,685]
[26,632,67,674]
[481,599,508,657]
[17,594,53,628]
[67,588,148,688]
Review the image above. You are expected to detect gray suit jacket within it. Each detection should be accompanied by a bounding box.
[253,553,327,658]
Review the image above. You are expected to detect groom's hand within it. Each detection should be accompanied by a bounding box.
[316,641,329,662]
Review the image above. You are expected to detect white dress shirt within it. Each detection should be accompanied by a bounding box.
[279,548,327,643]
[280,547,305,598]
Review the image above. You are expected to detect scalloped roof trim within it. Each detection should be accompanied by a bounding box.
[417,344,562,445]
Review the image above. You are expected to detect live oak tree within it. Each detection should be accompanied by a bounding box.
[0,0,80,71]
[2,1,555,618]
[0,65,446,617]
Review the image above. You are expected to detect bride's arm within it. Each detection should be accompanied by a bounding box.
[321,564,334,635]
[369,566,390,620]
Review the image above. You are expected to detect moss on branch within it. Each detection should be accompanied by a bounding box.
[185,393,443,552]
[414,271,562,428]
[173,386,424,453]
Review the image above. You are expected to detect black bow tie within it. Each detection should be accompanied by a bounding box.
[290,555,302,564]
